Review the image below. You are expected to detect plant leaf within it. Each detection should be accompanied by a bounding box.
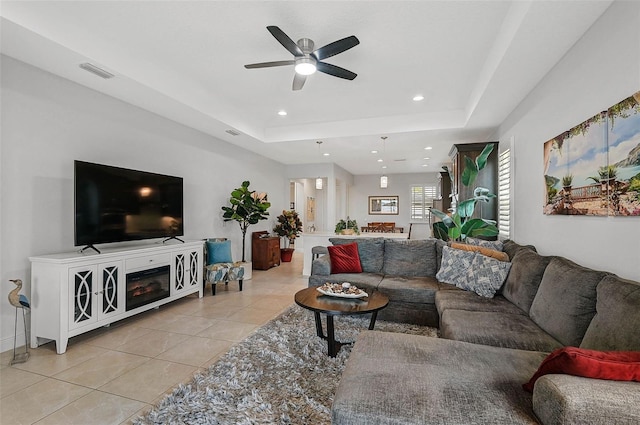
[461,156,478,187]
[430,208,449,220]
[432,222,449,241]
[461,218,499,238]
[475,143,494,171]
[457,199,476,218]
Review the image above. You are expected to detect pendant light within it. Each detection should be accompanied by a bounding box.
[380,136,388,188]
[315,141,323,190]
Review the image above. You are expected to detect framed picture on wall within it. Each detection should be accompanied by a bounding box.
[368,196,399,215]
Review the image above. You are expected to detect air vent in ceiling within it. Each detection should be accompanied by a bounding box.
[225,129,241,136]
[79,63,114,79]
[394,159,406,162]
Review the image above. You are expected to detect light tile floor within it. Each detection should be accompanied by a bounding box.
[0,252,307,425]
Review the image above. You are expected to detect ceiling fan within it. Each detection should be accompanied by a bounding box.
[244,26,359,91]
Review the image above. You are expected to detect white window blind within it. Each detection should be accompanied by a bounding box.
[498,149,511,239]
[411,184,437,221]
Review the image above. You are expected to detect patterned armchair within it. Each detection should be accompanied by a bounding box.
[204,238,245,295]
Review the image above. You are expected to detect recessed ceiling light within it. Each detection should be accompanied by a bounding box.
[424,146,433,150]
[323,153,330,156]
[382,165,387,169]
[422,164,428,167]
[371,150,378,154]
[377,159,383,163]
[413,95,424,101]
[278,110,287,116]
[423,157,430,160]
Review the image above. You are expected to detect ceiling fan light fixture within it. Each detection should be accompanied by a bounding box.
[295,57,317,75]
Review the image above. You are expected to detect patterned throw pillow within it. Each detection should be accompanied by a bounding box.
[466,253,512,298]
[466,237,504,252]
[436,246,511,298]
[436,246,475,289]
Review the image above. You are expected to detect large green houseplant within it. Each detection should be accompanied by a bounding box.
[273,210,303,262]
[431,144,499,242]
[221,181,271,262]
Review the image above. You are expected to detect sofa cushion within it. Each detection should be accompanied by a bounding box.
[434,238,448,271]
[332,331,547,425]
[533,374,640,425]
[382,239,437,277]
[450,242,509,261]
[502,249,552,314]
[503,239,537,260]
[523,347,640,392]
[377,276,440,304]
[435,291,527,322]
[327,242,362,274]
[581,274,640,351]
[310,255,331,276]
[529,257,608,347]
[440,309,564,352]
[329,237,384,273]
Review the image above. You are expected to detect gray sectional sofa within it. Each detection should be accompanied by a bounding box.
[308,237,640,425]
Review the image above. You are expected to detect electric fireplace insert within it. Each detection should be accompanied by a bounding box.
[126,265,170,311]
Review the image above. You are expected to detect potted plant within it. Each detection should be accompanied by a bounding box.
[273,210,303,262]
[588,165,618,186]
[562,174,573,194]
[431,144,499,242]
[335,217,360,235]
[221,181,271,273]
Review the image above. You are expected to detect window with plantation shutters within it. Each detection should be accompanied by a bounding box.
[498,149,511,239]
[411,184,437,221]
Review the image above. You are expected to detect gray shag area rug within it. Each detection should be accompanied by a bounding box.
[134,304,437,425]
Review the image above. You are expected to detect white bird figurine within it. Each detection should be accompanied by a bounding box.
[8,279,30,309]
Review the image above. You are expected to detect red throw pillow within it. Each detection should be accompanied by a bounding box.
[523,347,640,392]
[327,242,362,274]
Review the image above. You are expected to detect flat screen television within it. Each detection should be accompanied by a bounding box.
[75,161,184,249]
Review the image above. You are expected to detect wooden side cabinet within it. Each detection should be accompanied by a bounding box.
[252,231,281,270]
[449,142,499,222]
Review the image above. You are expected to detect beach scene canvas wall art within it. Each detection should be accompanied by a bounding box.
[543,91,640,216]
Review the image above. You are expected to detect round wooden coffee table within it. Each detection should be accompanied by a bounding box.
[294,286,389,357]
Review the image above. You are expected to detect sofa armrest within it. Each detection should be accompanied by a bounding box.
[533,374,640,425]
[311,255,331,276]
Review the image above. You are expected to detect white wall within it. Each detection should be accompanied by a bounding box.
[0,56,286,351]
[495,0,640,281]
[350,172,438,233]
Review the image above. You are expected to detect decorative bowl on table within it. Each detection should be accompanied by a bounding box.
[316,282,368,299]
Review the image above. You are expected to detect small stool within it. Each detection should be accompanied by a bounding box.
[205,262,245,295]
[312,246,329,260]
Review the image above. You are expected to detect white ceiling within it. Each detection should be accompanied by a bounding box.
[0,1,612,175]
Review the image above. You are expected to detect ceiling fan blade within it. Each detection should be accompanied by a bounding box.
[316,62,357,80]
[267,26,303,57]
[292,73,307,91]
[312,35,360,61]
[244,60,295,69]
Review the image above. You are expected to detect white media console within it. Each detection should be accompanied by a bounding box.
[29,240,203,354]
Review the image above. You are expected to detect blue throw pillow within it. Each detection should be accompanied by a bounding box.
[206,240,233,264]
